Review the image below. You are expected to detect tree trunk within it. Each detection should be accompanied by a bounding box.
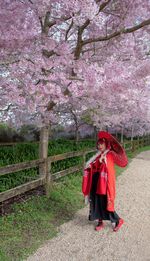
[105,126,109,132]
[137,135,140,149]
[75,123,79,144]
[131,125,134,151]
[94,126,98,141]
[121,125,124,143]
[115,130,118,139]
[131,125,134,142]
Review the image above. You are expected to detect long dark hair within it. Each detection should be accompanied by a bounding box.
[96,138,111,149]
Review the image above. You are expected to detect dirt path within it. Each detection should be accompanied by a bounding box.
[27,151,150,261]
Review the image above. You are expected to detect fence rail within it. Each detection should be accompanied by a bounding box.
[0,159,45,177]
[0,178,45,202]
[0,134,150,203]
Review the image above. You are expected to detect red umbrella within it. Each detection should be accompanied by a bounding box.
[98,131,128,167]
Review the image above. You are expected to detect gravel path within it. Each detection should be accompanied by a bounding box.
[27,151,150,261]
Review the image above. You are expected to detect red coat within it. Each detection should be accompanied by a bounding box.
[82,151,116,212]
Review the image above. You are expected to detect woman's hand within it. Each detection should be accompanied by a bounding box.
[84,195,89,205]
[107,199,112,206]
[107,198,114,212]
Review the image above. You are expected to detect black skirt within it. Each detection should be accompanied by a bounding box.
[89,172,120,224]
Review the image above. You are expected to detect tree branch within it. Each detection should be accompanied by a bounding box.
[65,19,74,41]
[82,18,150,46]
[40,12,56,35]
[74,19,90,59]
[42,49,59,58]
[47,101,56,111]
[97,0,112,14]
[40,11,72,35]
[0,104,14,112]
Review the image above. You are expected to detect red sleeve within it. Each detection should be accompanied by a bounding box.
[106,152,116,211]
[82,167,92,196]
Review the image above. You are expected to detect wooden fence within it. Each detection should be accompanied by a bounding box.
[0,127,150,203]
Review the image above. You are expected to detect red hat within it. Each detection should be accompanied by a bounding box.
[98,131,128,167]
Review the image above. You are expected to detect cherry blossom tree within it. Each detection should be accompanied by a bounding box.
[0,0,150,136]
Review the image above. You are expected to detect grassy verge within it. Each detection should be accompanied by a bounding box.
[0,146,150,261]
[0,172,83,261]
[0,139,95,192]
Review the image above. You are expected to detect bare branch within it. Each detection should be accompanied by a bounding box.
[40,12,72,34]
[47,101,56,111]
[67,76,84,81]
[82,43,108,55]
[41,11,56,35]
[25,58,35,64]
[74,19,90,59]
[82,18,150,46]
[0,58,20,65]
[0,104,14,112]
[28,0,33,4]
[102,10,121,18]
[65,19,74,41]
[42,49,59,58]
[97,0,112,14]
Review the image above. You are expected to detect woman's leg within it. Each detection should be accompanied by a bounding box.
[89,172,102,221]
[109,211,124,231]
[109,211,120,225]
[95,219,104,231]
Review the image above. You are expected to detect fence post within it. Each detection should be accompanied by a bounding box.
[121,125,124,143]
[39,125,50,194]
[122,141,126,149]
[131,138,133,152]
[146,135,148,145]
[141,137,144,147]
[143,135,145,146]
[144,135,147,146]
[137,136,139,150]
[83,151,86,171]
[132,140,135,152]
[45,159,52,197]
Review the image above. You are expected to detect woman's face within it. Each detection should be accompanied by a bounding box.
[98,142,106,152]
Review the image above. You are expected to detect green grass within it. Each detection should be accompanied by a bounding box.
[0,139,95,168]
[0,144,150,261]
[0,172,84,261]
[0,139,95,192]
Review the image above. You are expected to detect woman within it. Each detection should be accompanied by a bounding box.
[82,131,128,232]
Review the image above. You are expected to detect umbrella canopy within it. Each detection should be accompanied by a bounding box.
[98,131,128,167]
